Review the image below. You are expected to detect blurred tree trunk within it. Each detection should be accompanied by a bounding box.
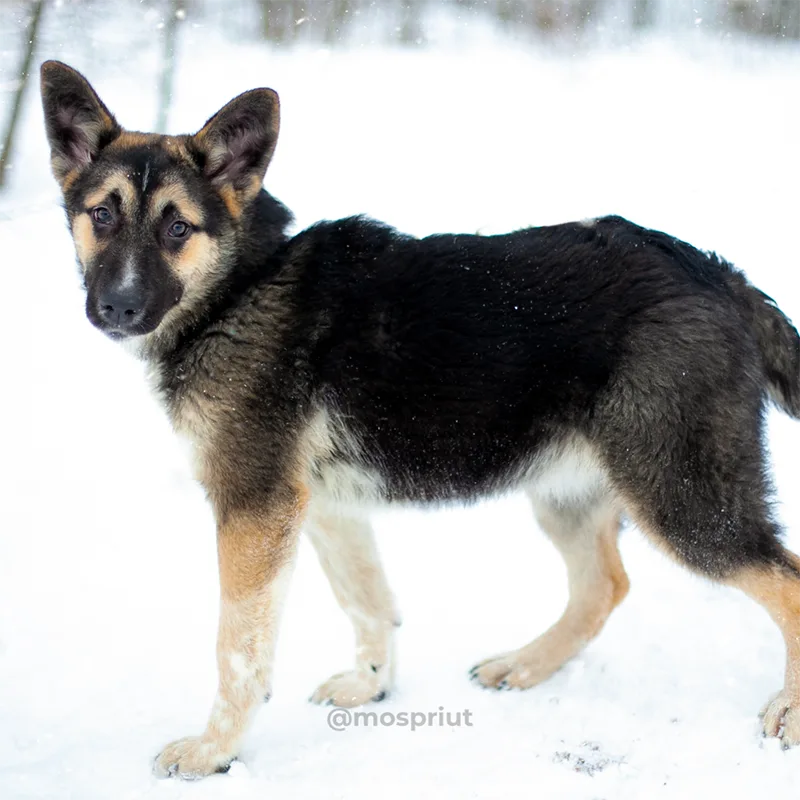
[398,0,424,44]
[632,0,654,30]
[0,0,45,190]
[324,0,352,45]
[780,0,800,38]
[728,0,800,39]
[156,0,185,133]
[575,0,598,31]
[261,1,309,44]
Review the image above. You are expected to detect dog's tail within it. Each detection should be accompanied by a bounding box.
[727,271,800,419]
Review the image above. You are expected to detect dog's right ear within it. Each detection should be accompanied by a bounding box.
[40,60,121,187]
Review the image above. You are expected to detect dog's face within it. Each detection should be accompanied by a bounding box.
[40,61,280,340]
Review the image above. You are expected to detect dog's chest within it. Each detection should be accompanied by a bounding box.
[146,362,221,482]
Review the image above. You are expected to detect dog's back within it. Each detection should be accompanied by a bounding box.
[251,214,790,512]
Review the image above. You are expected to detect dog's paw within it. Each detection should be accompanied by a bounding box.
[153,736,234,780]
[761,692,800,748]
[469,650,556,690]
[309,668,388,707]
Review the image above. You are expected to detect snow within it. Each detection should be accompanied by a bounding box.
[2,13,800,800]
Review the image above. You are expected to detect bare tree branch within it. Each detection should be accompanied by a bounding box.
[0,0,46,190]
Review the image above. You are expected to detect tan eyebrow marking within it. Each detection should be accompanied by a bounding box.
[72,212,98,268]
[84,170,137,216]
[149,181,205,228]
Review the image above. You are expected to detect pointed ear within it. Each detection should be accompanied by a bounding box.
[40,60,121,187]
[190,88,280,208]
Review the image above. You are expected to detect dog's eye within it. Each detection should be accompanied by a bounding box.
[92,206,113,225]
[167,220,191,239]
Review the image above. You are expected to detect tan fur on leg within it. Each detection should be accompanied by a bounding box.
[154,491,307,779]
[472,498,628,689]
[306,507,399,707]
[728,552,800,747]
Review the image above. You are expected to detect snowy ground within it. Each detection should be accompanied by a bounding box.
[2,14,800,800]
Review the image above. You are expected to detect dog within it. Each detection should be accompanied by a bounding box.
[40,59,800,780]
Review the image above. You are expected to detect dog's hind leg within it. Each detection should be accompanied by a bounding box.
[623,484,800,747]
[306,507,400,707]
[597,335,800,747]
[471,494,629,690]
[728,555,800,746]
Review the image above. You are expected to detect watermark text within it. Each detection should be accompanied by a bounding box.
[327,706,473,732]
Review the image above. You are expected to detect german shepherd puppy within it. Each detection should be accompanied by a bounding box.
[41,59,800,779]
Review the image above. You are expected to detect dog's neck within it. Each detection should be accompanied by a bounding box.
[236,188,295,271]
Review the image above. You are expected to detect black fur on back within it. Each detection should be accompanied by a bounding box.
[150,201,800,580]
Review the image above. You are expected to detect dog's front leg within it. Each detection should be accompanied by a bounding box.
[154,490,307,780]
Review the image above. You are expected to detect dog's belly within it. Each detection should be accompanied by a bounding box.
[309,457,386,511]
[308,432,609,513]
[525,435,610,507]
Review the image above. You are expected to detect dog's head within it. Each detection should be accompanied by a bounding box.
[40,60,281,342]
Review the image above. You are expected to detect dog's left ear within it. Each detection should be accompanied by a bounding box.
[190,88,280,208]
[40,60,121,187]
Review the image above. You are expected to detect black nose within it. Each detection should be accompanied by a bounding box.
[96,287,147,331]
